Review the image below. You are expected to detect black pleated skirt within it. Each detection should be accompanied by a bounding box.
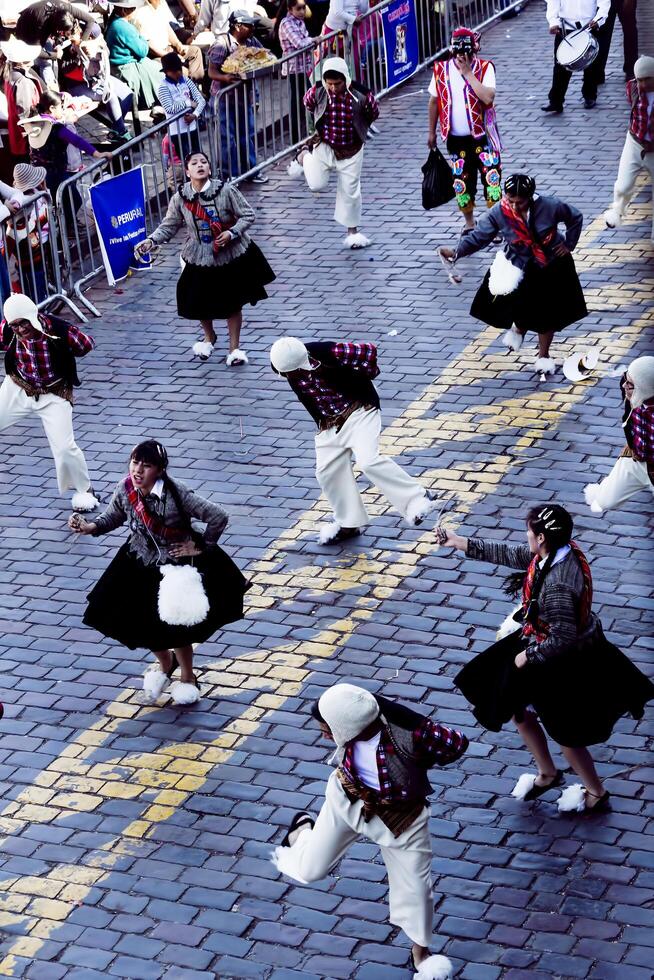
[470,252,588,334]
[455,629,654,748]
[83,543,250,652]
[176,240,275,320]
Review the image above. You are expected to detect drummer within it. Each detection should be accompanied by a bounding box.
[542,0,610,113]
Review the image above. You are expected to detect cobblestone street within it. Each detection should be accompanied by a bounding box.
[0,1,653,978]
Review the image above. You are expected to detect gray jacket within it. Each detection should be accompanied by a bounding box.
[455,194,583,270]
[467,537,600,664]
[150,179,254,267]
[92,478,228,566]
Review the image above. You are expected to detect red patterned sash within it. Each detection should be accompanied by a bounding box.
[124,475,187,543]
[183,198,235,255]
[500,198,554,266]
[522,541,593,642]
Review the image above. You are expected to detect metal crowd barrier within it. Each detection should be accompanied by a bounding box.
[0,190,86,320]
[53,0,526,311]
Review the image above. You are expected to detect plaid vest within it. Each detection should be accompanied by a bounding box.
[627,80,654,147]
[433,57,492,141]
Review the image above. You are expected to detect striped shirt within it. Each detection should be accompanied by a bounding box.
[158,76,206,137]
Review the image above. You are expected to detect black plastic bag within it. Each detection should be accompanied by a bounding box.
[421,148,456,210]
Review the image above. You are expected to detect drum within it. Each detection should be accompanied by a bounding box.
[556,27,599,72]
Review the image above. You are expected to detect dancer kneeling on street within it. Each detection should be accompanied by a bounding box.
[272,683,468,979]
[0,294,99,513]
[68,440,250,706]
[436,505,654,813]
[585,355,654,513]
[288,57,379,249]
[270,337,439,545]
[439,173,587,376]
[135,150,275,367]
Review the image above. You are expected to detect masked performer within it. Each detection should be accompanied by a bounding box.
[270,336,438,544]
[272,683,467,979]
[585,355,654,512]
[439,173,587,376]
[68,440,250,706]
[427,27,501,232]
[135,150,275,367]
[436,505,654,812]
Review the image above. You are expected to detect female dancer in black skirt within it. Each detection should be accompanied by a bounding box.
[439,173,587,377]
[436,504,654,813]
[68,440,250,706]
[135,151,275,367]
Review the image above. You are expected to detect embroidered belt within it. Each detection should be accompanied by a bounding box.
[10,373,73,405]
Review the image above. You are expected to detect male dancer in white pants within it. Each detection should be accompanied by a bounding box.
[604,56,654,241]
[585,355,654,512]
[271,683,468,978]
[287,57,379,249]
[0,294,99,511]
[270,337,438,544]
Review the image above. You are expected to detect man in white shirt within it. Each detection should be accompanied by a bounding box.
[427,28,500,232]
[542,0,611,112]
[131,0,205,80]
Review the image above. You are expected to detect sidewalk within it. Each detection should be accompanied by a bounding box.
[0,2,653,978]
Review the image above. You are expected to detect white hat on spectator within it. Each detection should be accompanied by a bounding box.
[0,35,40,63]
[13,163,47,192]
[270,337,314,373]
[18,115,53,149]
[634,56,654,79]
[3,294,42,331]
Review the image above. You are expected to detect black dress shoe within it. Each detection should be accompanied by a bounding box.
[541,103,563,113]
[583,98,597,108]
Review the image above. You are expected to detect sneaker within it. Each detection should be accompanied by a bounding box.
[249,172,269,184]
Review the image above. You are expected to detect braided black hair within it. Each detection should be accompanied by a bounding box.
[504,173,536,198]
[523,504,574,622]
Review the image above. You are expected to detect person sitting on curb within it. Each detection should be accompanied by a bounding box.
[272,683,468,980]
[585,355,654,513]
[288,56,379,249]
[0,293,99,513]
[604,55,654,241]
[270,337,438,545]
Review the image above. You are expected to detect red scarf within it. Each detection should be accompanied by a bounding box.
[500,198,553,267]
[522,541,592,642]
[124,475,187,543]
[183,197,235,255]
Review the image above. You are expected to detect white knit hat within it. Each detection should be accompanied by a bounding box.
[270,336,313,373]
[13,163,47,192]
[0,36,40,63]
[628,355,654,408]
[318,683,380,749]
[634,55,654,79]
[3,293,42,331]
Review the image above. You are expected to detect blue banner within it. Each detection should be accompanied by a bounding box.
[90,167,148,286]
[381,0,419,90]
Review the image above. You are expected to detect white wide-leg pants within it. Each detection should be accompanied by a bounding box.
[590,455,654,511]
[274,772,434,947]
[610,132,654,240]
[315,407,427,528]
[0,377,91,494]
[303,142,364,228]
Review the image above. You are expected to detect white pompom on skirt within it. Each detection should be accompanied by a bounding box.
[83,543,250,651]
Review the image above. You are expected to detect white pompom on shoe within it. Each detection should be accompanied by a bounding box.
[287,159,304,178]
[500,325,524,352]
[405,493,438,526]
[318,522,341,545]
[142,665,170,702]
[414,954,454,980]
[603,207,622,229]
[169,680,201,705]
[583,483,604,513]
[557,783,586,813]
[193,341,214,361]
[226,349,249,367]
[511,773,538,800]
[71,491,100,512]
[343,232,371,249]
[534,357,556,375]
